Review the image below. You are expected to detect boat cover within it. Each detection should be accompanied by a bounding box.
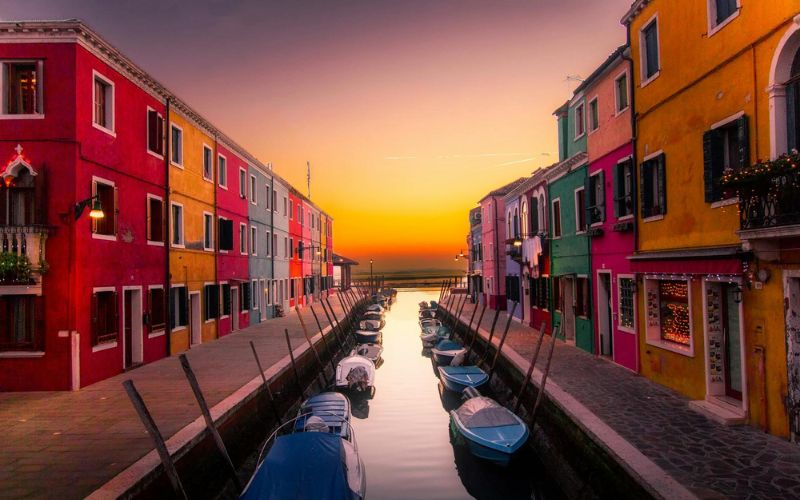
[455,397,519,429]
[241,433,351,500]
[435,340,463,352]
[346,365,370,392]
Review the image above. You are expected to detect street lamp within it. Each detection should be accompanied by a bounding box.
[369,259,374,293]
[74,195,105,220]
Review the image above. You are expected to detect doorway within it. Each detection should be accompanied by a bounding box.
[190,292,201,346]
[231,287,239,331]
[260,279,267,322]
[597,272,613,357]
[562,277,576,343]
[123,288,143,369]
[704,280,745,409]
[786,275,800,439]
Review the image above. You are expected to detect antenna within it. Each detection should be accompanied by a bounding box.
[307,161,311,199]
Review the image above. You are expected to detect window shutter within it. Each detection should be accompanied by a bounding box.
[597,171,605,222]
[146,289,153,327]
[639,162,650,217]
[91,182,98,234]
[169,289,175,330]
[612,164,620,218]
[584,175,592,227]
[91,292,98,344]
[179,288,188,326]
[657,154,667,215]
[212,285,219,318]
[33,296,45,351]
[737,114,750,170]
[157,115,164,156]
[146,199,152,241]
[148,110,157,152]
[112,291,119,336]
[113,187,119,236]
[33,166,47,225]
[703,129,723,202]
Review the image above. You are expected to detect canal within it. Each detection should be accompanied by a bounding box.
[349,288,556,500]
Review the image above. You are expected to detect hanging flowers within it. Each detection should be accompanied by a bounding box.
[721,150,800,187]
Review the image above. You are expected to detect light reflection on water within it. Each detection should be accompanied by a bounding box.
[350,289,551,500]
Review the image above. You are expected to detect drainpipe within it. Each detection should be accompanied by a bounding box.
[269,168,275,317]
[164,97,172,358]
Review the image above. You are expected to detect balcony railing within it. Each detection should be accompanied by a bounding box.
[0,225,50,282]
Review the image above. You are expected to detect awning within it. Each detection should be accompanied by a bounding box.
[627,246,746,275]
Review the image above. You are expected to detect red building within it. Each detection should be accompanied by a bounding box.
[288,190,304,308]
[0,23,169,390]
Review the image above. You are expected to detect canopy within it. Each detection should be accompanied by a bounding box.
[455,397,519,429]
[241,433,351,500]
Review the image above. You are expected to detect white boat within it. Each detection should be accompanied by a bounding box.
[336,355,376,394]
[420,318,442,331]
[359,318,384,331]
[351,343,383,363]
[366,304,385,314]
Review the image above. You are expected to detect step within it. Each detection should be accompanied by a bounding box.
[688,398,746,426]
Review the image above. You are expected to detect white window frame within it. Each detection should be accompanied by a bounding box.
[706,0,740,38]
[641,149,666,223]
[170,284,188,332]
[573,102,586,139]
[616,155,636,222]
[219,281,230,319]
[92,69,115,136]
[146,106,164,159]
[588,96,599,133]
[218,216,229,254]
[639,13,661,88]
[146,193,164,246]
[239,222,247,255]
[574,187,587,235]
[91,175,117,242]
[617,274,637,334]
[91,286,119,352]
[251,225,257,255]
[250,174,257,205]
[218,153,228,189]
[252,279,259,310]
[203,211,214,251]
[239,168,247,199]
[551,198,562,239]
[169,123,183,168]
[709,111,746,208]
[643,276,694,357]
[202,144,213,182]
[613,69,630,116]
[170,201,185,248]
[0,59,44,119]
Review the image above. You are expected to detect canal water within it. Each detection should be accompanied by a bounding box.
[350,288,556,500]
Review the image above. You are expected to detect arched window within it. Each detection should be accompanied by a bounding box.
[521,201,528,238]
[513,207,520,238]
[787,48,800,152]
[538,193,547,232]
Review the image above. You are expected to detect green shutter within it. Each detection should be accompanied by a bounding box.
[584,175,592,227]
[703,129,724,202]
[657,154,667,215]
[612,164,620,218]
[737,115,750,170]
[639,162,650,217]
[597,170,605,222]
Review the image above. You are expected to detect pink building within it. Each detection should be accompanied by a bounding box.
[216,144,250,336]
[479,178,525,310]
[579,46,637,371]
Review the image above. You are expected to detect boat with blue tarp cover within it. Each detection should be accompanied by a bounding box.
[431,339,466,365]
[438,365,489,392]
[295,392,351,438]
[449,396,529,467]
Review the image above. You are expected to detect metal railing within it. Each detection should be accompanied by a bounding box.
[738,170,800,230]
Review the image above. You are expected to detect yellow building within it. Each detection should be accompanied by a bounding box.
[167,105,218,353]
[624,0,800,437]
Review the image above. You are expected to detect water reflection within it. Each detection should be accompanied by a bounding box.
[348,289,553,500]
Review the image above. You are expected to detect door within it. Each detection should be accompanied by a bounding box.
[598,273,613,357]
[563,278,576,342]
[260,279,267,321]
[722,284,742,400]
[786,277,800,438]
[231,287,239,331]
[124,291,133,369]
[190,292,201,345]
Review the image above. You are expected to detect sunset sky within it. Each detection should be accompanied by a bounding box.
[5,0,632,273]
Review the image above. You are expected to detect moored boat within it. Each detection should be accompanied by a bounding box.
[431,339,466,365]
[449,396,529,467]
[351,342,383,363]
[438,365,489,392]
[354,329,381,343]
[336,354,376,394]
[359,318,384,331]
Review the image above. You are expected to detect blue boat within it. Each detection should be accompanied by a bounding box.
[438,365,489,392]
[449,396,529,467]
[240,432,366,500]
[295,392,351,438]
[431,339,466,365]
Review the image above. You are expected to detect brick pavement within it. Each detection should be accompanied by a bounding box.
[0,296,355,499]
[449,301,800,500]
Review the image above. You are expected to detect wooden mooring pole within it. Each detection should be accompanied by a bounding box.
[178,354,242,491]
[480,308,502,365]
[295,306,329,386]
[530,326,559,428]
[283,329,305,399]
[123,380,188,500]
[513,322,547,413]
[465,302,487,359]
[249,341,282,425]
[489,301,518,377]
[310,305,338,375]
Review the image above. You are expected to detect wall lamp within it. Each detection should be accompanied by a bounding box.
[75,195,104,221]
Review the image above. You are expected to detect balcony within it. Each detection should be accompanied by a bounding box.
[0,225,50,294]
[505,238,523,262]
[724,153,800,242]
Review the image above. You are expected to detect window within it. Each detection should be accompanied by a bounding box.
[2,61,42,115]
[615,73,629,113]
[218,217,233,251]
[274,190,279,212]
[574,103,585,138]
[788,50,800,153]
[240,223,247,254]
[148,287,166,332]
[586,172,605,225]
[92,179,117,237]
[241,283,251,312]
[588,98,599,132]
[93,72,114,132]
[703,115,749,202]
[284,237,288,258]
[221,283,231,316]
[552,199,562,238]
[711,0,738,28]
[203,213,214,251]
[265,185,271,210]
[250,226,257,255]
[218,154,228,188]
[171,202,184,247]
[553,277,564,311]
[289,200,294,219]
[203,145,213,181]
[290,238,294,258]
[239,168,246,198]
[92,289,118,345]
[640,153,666,218]
[506,276,521,302]
[645,279,691,348]
[170,125,183,166]
[252,280,259,310]
[147,195,164,243]
[283,197,288,216]
[147,108,164,155]
[265,231,271,256]
[531,277,549,310]
[250,175,257,204]
[613,159,635,218]
[170,286,188,330]
[576,277,590,317]
[575,188,587,233]
[641,18,660,82]
[203,284,219,321]
[618,277,635,331]
[273,233,278,257]
[0,295,42,351]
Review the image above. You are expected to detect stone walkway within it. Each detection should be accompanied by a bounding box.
[448,300,800,500]
[0,295,356,499]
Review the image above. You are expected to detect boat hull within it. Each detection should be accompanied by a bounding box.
[450,419,517,467]
[354,331,381,343]
[438,366,489,392]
